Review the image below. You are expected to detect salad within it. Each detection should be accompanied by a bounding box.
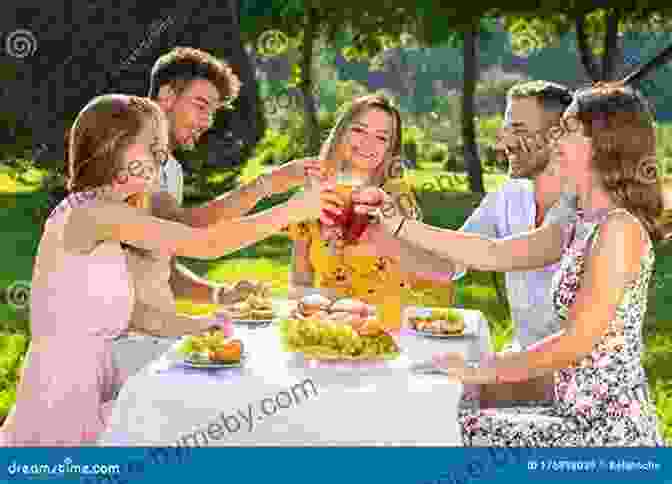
[177,329,243,363]
[408,307,465,335]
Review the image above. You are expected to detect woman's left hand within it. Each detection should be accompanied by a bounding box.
[432,352,497,384]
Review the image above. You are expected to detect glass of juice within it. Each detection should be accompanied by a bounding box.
[334,154,371,243]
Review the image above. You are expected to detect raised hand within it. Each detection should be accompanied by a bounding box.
[290,179,327,221]
[319,184,349,226]
[262,158,321,194]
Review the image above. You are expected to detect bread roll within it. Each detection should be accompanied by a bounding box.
[298,294,332,316]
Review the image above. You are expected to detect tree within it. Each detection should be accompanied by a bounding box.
[502,6,672,82]
[242,1,422,156]
[5,0,264,179]
[407,9,499,193]
[326,5,493,193]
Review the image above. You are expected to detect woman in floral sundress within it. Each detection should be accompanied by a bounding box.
[438,84,668,446]
[337,72,671,444]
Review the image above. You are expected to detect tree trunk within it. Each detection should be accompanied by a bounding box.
[601,8,620,81]
[301,7,321,156]
[462,23,484,194]
[575,13,600,82]
[22,0,264,168]
[200,0,264,166]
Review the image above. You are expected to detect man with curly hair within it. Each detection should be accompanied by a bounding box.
[113,47,309,379]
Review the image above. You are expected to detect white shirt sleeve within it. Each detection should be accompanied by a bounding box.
[158,158,184,207]
[451,180,525,281]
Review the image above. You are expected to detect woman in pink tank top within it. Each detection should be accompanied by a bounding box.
[1,94,322,445]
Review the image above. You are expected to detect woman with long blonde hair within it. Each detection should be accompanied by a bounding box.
[287,94,455,331]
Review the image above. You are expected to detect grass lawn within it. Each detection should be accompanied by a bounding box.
[1,162,671,443]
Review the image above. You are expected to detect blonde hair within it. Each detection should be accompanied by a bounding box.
[319,94,421,219]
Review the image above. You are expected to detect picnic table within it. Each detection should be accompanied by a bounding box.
[100,301,492,446]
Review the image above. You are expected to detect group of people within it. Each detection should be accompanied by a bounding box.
[0,43,670,446]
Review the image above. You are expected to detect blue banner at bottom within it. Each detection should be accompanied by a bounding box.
[0,448,668,484]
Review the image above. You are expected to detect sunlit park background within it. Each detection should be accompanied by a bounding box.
[1,4,672,441]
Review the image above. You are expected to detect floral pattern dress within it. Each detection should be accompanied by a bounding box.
[459,208,664,446]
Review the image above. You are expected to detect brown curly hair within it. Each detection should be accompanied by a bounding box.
[148,47,240,108]
[67,94,166,193]
[567,86,669,241]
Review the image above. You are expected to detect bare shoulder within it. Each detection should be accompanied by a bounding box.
[598,211,648,251]
[590,211,649,284]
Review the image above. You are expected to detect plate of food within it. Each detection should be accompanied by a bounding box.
[176,329,245,368]
[290,294,377,321]
[407,307,466,338]
[279,308,400,361]
[225,294,275,325]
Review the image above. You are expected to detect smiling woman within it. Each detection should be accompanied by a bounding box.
[286,94,455,332]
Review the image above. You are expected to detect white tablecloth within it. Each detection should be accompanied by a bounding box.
[100,308,491,446]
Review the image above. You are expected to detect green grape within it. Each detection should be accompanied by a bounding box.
[178,338,194,355]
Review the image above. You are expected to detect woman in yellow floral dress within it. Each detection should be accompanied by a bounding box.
[286,94,455,330]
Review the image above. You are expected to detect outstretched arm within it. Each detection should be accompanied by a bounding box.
[149,192,255,304]
[371,212,564,273]
[162,161,308,228]
[66,189,317,260]
[152,176,269,229]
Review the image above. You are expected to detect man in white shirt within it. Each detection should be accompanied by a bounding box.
[454,81,576,352]
[112,47,310,378]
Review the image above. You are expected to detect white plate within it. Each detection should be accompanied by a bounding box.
[182,353,247,369]
[410,329,466,339]
[232,319,274,326]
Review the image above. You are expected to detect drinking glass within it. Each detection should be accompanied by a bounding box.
[330,157,371,246]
